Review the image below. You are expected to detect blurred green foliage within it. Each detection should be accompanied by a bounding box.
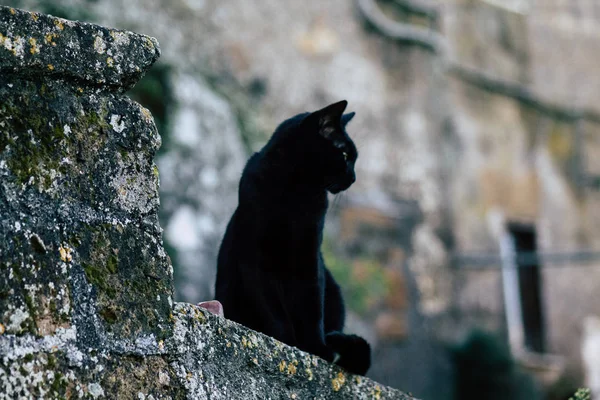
[203,75,269,153]
[13,1,95,21]
[322,237,389,314]
[569,388,591,400]
[453,330,541,400]
[129,62,173,154]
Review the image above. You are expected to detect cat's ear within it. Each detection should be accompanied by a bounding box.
[313,100,347,139]
[341,112,356,127]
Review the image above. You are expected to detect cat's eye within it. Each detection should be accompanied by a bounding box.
[342,151,348,161]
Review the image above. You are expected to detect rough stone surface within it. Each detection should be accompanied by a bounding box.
[0,6,160,92]
[0,6,414,399]
[169,303,412,400]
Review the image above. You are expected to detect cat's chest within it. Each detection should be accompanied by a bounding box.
[258,219,324,277]
[263,207,323,238]
[266,218,322,253]
[276,266,325,297]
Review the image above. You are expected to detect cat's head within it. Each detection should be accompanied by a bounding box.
[266,100,358,194]
[304,100,358,194]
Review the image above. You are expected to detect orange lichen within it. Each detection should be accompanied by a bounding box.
[44,33,58,46]
[305,368,313,381]
[286,363,297,375]
[143,37,155,50]
[371,385,382,399]
[59,245,72,262]
[241,335,254,349]
[29,38,39,54]
[331,371,346,392]
[140,107,153,122]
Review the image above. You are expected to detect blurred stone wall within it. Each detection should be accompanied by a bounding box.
[443,0,600,387]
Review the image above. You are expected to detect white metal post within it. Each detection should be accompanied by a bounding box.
[500,230,525,354]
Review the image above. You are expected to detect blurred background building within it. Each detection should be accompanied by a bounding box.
[6,0,600,398]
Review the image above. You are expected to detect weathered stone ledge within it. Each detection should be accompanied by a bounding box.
[1,303,415,399]
[0,6,160,92]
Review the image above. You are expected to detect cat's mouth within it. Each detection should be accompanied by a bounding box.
[327,184,345,194]
[327,177,355,194]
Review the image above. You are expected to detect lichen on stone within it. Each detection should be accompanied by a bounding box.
[0,5,160,92]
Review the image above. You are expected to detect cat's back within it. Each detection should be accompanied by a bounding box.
[237,151,268,204]
[216,153,260,275]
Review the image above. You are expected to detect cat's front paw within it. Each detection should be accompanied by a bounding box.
[306,342,335,363]
[326,332,371,376]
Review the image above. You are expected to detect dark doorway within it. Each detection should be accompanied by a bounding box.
[507,222,546,353]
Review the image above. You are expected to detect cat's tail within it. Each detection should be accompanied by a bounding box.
[326,331,371,376]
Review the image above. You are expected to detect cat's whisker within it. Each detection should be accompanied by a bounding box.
[330,192,345,213]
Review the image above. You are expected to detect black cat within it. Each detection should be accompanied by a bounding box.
[215,100,371,375]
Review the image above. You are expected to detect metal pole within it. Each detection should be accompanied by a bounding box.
[500,231,525,354]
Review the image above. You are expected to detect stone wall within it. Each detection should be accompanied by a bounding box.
[0,6,413,399]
